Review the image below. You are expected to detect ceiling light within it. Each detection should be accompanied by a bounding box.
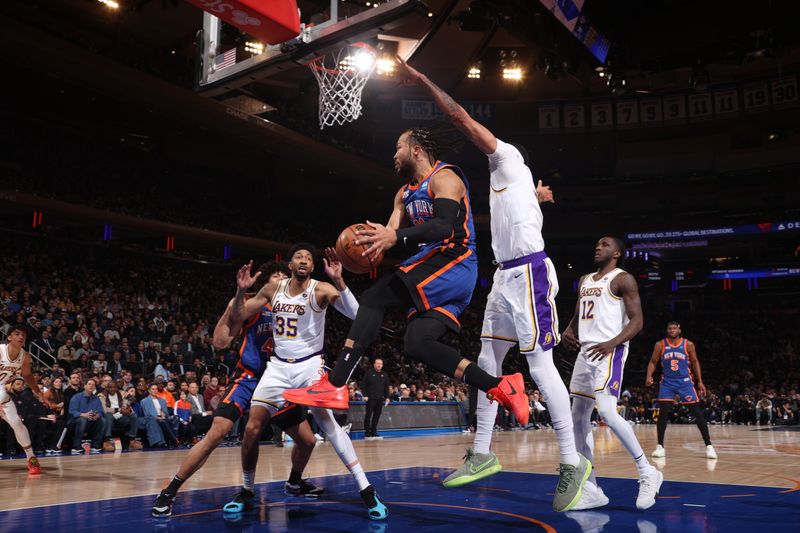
[502,67,522,81]
[467,66,481,79]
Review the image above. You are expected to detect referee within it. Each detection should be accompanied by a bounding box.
[360,358,390,438]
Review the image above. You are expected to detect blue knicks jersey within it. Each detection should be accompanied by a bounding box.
[660,338,692,381]
[237,305,274,376]
[400,161,476,266]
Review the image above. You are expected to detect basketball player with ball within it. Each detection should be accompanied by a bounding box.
[284,124,531,429]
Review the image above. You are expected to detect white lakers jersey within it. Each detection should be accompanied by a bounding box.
[487,139,544,262]
[0,343,24,387]
[578,268,630,347]
[270,279,325,358]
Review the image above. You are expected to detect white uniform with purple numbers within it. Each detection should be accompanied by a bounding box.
[480,139,560,352]
[251,279,326,413]
[569,269,630,399]
[0,343,25,424]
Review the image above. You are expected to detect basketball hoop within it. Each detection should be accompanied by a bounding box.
[306,42,377,129]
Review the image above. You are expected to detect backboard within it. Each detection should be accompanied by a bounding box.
[196,0,431,96]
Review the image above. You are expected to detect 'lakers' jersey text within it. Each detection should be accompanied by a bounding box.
[0,343,24,387]
[578,268,629,348]
[270,279,325,358]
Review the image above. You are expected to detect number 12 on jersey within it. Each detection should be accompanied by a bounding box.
[581,301,595,320]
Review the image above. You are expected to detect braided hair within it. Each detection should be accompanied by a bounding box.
[403,122,463,164]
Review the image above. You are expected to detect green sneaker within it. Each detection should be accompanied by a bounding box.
[553,453,592,512]
[442,448,502,488]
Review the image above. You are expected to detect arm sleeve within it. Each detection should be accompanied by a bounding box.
[395,198,459,246]
[332,287,359,320]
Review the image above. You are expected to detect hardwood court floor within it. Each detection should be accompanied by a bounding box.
[2,424,798,513]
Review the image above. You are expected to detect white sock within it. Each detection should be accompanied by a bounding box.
[473,338,512,454]
[571,395,597,484]
[310,407,369,490]
[526,349,580,466]
[242,469,256,491]
[595,393,650,474]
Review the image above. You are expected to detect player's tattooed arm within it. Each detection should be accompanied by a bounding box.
[395,56,497,155]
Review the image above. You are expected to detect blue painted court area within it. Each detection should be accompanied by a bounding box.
[3,467,798,532]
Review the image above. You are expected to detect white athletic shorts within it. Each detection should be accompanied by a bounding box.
[251,356,325,415]
[569,344,630,400]
[0,388,22,425]
[480,255,560,352]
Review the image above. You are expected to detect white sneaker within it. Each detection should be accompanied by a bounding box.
[705,445,718,459]
[636,467,663,510]
[314,433,324,441]
[651,445,665,458]
[570,480,610,510]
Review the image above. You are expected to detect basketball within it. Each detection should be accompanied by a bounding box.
[335,223,384,274]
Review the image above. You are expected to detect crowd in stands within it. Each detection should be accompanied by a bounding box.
[1,232,799,457]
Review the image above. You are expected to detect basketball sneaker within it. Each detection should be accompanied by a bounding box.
[27,457,42,475]
[151,490,175,517]
[570,480,609,510]
[285,479,325,498]
[442,448,502,488]
[486,373,530,426]
[282,372,348,410]
[360,485,388,520]
[651,445,666,458]
[705,445,718,459]
[222,488,255,513]
[552,453,592,512]
[636,467,663,510]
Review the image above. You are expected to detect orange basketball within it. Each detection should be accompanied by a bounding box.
[335,223,384,274]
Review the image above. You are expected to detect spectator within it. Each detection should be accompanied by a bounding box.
[63,372,83,407]
[174,391,194,445]
[57,339,77,370]
[186,382,212,436]
[67,378,106,454]
[42,375,68,453]
[756,395,773,425]
[98,381,142,451]
[141,383,178,448]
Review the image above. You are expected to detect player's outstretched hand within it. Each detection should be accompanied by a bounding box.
[323,247,343,280]
[355,220,397,262]
[587,340,617,361]
[236,260,261,292]
[536,180,555,204]
[697,382,707,397]
[561,327,580,351]
[395,55,424,86]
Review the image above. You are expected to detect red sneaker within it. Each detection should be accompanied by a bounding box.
[282,372,349,410]
[27,457,42,475]
[487,373,529,426]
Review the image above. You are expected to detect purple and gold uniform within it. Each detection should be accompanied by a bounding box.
[656,338,699,404]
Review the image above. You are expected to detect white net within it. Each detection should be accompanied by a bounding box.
[307,43,377,129]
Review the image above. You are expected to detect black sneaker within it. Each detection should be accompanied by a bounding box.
[151,490,175,517]
[360,485,388,520]
[222,488,255,513]
[285,479,325,498]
